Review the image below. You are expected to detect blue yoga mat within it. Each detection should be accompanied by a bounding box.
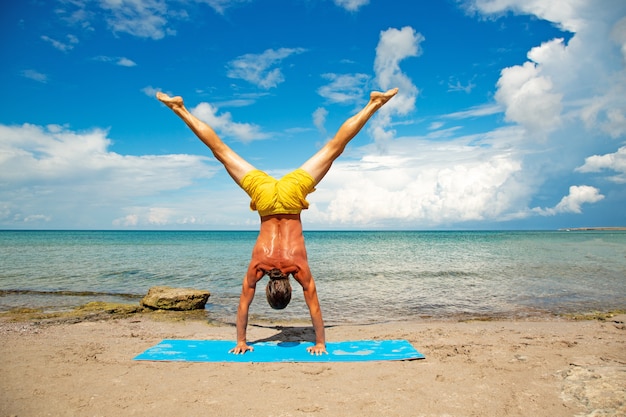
[134,339,425,363]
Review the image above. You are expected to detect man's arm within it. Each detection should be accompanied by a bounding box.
[295,268,327,355]
[229,269,258,354]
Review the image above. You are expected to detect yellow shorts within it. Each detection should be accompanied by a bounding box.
[240,169,316,216]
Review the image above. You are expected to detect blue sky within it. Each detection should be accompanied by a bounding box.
[1,0,625,230]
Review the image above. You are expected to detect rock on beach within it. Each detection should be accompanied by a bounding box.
[140,286,210,311]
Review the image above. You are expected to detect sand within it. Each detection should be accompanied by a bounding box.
[1,311,624,417]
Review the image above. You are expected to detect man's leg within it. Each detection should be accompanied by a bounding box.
[300,88,398,184]
[157,92,255,184]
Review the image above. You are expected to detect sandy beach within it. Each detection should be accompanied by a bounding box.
[1,309,625,417]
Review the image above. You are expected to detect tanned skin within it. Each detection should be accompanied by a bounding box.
[236,213,325,354]
[157,88,398,355]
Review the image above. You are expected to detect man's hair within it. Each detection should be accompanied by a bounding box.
[265,268,292,310]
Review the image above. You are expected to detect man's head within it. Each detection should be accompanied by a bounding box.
[265,268,292,310]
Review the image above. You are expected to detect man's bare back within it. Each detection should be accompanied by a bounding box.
[249,214,308,277]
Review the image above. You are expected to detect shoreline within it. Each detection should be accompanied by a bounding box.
[1,309,624,417]
[2,288,625,325]
[2,297,625,326]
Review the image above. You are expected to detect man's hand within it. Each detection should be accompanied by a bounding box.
[229,342,254,355]
[306,343,327,355]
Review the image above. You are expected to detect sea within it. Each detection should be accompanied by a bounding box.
[1,230,625,324]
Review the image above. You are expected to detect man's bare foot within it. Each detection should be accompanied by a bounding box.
[370,88,398,107]
[156,92,184,110]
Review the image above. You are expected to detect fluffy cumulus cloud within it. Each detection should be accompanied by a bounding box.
[495,55,563,134]
[464,0,626,218]
[534,186,604,215]
[576,146,626,183]
[484,0,626,141]
[371,26,423,148]
[226,48,307,89]
[0,123,218,228]
[304,133,529,228]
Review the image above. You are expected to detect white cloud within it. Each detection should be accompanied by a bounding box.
[94,55,137,67]
[302,121,613,228]
[191,102,269,142]
[116,57,137,67]
[55,0,255,40]
[195,0,252,15]
[98,0,178,40]
[534,185,605,215]
[454,0,626,223]
[425,126,463,140]
[226,48,306,89]
[304,133,530,227]
[317,73,370,104]
[109,188,257,229]
[24,214,52,223]
[475,0,626,140]
[428,122,444,130]
[443,104,502,119]
[374,26,423,101]
[555,185,605,213]
[0,123,216,228]
[369,26,424,148]
[41,34,79,52]
[495,47,563,134]
[333,0,369,12]
[576,146,626,183]
[57,0,182,40]
[464,0,588,32]
[313,107,328,137]
[113,214,139,227]
[580,88,626,139]
[141,86,160,97]
[613,16,626,62]
[112,207,176,226]
[20,69,48,83]
[371,26,423,148]
[147,207,175,225]
[447,77,476,93]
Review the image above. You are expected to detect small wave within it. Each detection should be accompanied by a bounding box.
[415,270,481,278]
[100,269,142,278]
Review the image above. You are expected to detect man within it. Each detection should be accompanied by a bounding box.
[157,88,398,355]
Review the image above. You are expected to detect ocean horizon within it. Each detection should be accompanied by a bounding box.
[1,230,624,324]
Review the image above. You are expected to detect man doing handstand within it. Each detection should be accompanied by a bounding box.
[157,88,398,355]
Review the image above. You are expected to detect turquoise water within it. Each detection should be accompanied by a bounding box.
[1,230,625,324]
